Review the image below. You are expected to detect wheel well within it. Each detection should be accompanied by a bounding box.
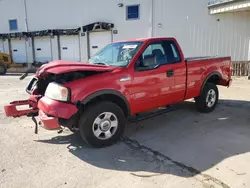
[206,74,221,85]
[83,94,130,117]
[199,73,221,95]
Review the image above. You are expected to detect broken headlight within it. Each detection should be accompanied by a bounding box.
[45,83,70,102]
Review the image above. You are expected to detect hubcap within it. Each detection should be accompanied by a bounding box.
[92,112,118,140]
[206,89,216,107]
[100,120,111,131]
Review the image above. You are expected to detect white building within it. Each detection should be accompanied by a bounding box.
[0,0,250,64]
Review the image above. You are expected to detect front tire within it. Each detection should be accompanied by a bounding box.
[195,83,219,113]
[78,101,126,148]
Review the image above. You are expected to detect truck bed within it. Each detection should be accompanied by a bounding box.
[184,55,231,100]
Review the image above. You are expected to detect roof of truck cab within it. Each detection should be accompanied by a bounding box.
[114,37,174,43]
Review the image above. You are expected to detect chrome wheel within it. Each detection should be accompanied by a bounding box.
[92,112,118,140]
[206,89,216,107]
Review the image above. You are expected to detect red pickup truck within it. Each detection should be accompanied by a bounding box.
[4,37,232,148]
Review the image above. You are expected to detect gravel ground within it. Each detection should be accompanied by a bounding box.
[0,75,249,188]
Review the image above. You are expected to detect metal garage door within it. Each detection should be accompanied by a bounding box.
[34,37,52,63]
[89,31,112,57]
[60,35,80,61]
[11,38,27,63]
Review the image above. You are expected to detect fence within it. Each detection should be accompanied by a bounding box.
[231,61,250,76]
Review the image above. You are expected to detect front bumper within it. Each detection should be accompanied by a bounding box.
[39,110,61,130]
[38,96,78,119]
[37,96,78,130]
[4,99,38,117]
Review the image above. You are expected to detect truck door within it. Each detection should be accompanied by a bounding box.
[129,42,176,113]
[160,40,186,104]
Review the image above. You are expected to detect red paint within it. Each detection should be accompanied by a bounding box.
[37,97,78,119]
[4,100,38,117]
[5,37,232,128]
[39,110,61,130]
[63,38,231,114]
[36,60,115,77]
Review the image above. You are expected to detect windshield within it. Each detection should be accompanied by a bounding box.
[88,42,143,67]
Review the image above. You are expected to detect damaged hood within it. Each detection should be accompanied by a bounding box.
[36,60,116,77]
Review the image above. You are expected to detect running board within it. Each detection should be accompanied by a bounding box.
[128,105,178,122]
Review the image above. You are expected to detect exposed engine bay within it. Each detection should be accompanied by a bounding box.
[27,71,100,95]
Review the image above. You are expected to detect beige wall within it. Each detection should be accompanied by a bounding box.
[0,0,27,33]
[25,0,152,41]
[0,0,250,61]
[153,0,250,61]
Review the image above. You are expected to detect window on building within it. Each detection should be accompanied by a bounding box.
[126,5,140,20]
[9,19,18,31]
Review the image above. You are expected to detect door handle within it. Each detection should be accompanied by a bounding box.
[166,70,174,77]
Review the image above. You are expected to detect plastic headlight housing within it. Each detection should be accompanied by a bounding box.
[45,83,70,102]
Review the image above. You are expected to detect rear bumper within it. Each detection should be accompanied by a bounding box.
[39,110,61,130]
[219,78,232,88]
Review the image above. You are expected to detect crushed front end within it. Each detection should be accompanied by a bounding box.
[4,74,79,132]
[4,60,114,134]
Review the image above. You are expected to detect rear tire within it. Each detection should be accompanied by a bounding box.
[195,83,219,113]
[78,101,126,148]
[0,64,7,75]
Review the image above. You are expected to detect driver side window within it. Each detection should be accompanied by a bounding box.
[135,43,167,71]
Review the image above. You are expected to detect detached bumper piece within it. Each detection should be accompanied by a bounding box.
[39,110,61,130]
[4,100,38,117]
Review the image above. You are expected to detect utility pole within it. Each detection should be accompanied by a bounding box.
[23,0,31,68]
